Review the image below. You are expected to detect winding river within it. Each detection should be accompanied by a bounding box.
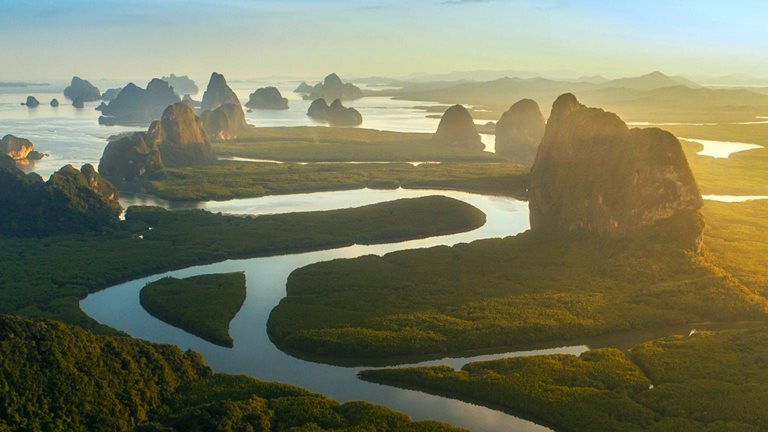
[83,188,579,432]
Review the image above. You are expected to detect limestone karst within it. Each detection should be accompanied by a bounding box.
[99,103,216,186]
[529,93,703,249]
[306,98,363,126]
[432,104,484,150]
[245,87,289,110]
[494,99,545,163]
[64,77,101,102]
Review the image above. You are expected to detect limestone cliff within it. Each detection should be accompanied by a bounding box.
[432,105,484,150]
[529,93,703,248]
[64,77,101,102]
[99,79,181,125]
[245,87,289,110]
[200,72,240,112]
[495,99,545,163]
[201,103,249,140]
[306,98,362,126]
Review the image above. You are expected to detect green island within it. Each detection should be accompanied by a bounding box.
[212,126,500,162]
[266,210,767,363]
[143,160,529,201]
[360,326,768,432]
[140,272,247,348]
[0,314,464,432]
[0,196,485,330]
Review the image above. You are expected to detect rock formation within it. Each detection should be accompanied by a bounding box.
[0,160,121,236]
[64,77,101,102]
[294,81,314,94]
[432,105,484,150]
[50,98,59,107]
[245,87,288,110]
[72,97,84,108]
[99,103,215,186]
[101,87,123,101]
[200,72,240,112]
[98,79,181,125]
[305,73,363,101]
[24,96,40,108]
[95,102,107,111]
[1,135,34,160]
[161,74,199,96]
[495,99,545,163]
[529,93,704,248]
[307,98,363,126]
[201,103,249,140]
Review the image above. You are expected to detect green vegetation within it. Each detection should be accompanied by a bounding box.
[213,126,499,162]
[0,196,484,330]
[144,160,529,201]
[0,314,465,432]
[267,228,768,363]
[362,327,768,431]
[140,273,247,347]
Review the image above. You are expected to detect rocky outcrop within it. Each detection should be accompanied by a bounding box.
[307,98,363,126]
[99,103,215,186]
[1,135,34,160]
[294,81,314,94]
[161,74,198,96]
[64,77,101,102]
[495,99,545,163]
[0,161,121,236]
[245,87,288,110]
[305,73,363,101]
[201,103,249,140]
[24,96,40,108]
[98,79,181,125]
[200,73,240,112]
[101,87,123,101]
[95,102,107,111]
[72,97,84,108]
[432,105,484,150]
[50,98,59,107]
[529,93,704,248]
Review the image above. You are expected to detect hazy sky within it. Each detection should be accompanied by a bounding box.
[1,0,767,82]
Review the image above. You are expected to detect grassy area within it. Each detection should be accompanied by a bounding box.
[0,196,485,330]
[213,126,500,162]
[144,161,530,201]
[140,272,247,347]
[361,327,768,432]
[267,225,768,363]
[0,314,465,432]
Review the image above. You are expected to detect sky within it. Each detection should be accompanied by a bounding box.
[1,0,767,82]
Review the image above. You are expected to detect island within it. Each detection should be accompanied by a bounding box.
[140,272,247,347]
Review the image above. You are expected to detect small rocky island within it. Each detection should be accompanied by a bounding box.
[293,81,314,94]
[495,98,545,163]
[307,98,363,126]
[1,134,45,163]
[23,96,40,108]
[245,86,288,110]
[99,102,216,187]
[161,73,198,96]
[64,77,101,102]
[98,79,181,125]
[303,73,363,101]
[432,104,484,150]
[529,93,703,249]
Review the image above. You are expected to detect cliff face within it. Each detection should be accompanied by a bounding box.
[529,93,703,248]
[495,99,545,163]
[99,79,181,125]
[200,72,240,112]
[432,105,484,150]
[1,135,34,160]
[0,161,121,236]
[99,103,215,186]
[63,77,101,102]
[161,73,199,96]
